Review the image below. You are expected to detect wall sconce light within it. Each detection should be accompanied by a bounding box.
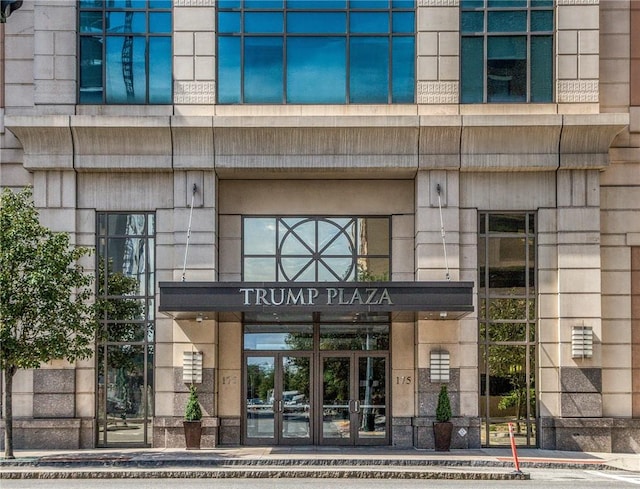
[196,314,203,323]
[571,325,593,359]
[430,350,450,383]
[183,351,203,384]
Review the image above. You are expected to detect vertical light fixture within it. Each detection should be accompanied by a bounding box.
[183,351,203,384]
[571,325,593,359]
[430,350,450,383]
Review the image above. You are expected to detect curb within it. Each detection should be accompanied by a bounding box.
[0,457,612,471]
[0,467,531,480]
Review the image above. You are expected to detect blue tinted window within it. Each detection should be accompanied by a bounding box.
[487,36,526,102]
[105,36,147,104]
[80,12,103,32]
[219,12,241,33]
[460,2,553,103]
[287,12,346,33]
[392,36,414,103]
[245,0,283,8]
[106,12,146,33]
[246,12,284,33]
[530,36,553,102]
[461,11,483,32]
[218,37,242,104]
[78,2,172,104]
[218,0,241,7]
[287,0,346,7]
[217,0,415,104]
[392,12,413,33]
[350,0,389,8]
[487,11,526,32]
[488,0,525,7]
[79,36,104,103]
[287,37,346,103]
[245,37,284,103]
[149,13,171,33]
[461,37,483,103]
[531,10,553,31]
[148,37,172,104]
[350,37,389,103]
[350,12,389,33]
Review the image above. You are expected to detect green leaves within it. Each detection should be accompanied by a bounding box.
[436,384,452,422]
[0,187,98,372]
[184,384,203,421]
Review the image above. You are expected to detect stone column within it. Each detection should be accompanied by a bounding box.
[556,0,599,107]
[554,169,608,451]
[416,0,459,105]
[173,0,216,106]
[414,170,475,448]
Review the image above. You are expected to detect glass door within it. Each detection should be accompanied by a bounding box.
[320,353,388,445]
[245,353,312,445]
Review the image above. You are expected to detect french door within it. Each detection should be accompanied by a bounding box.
[320,353,388,446]
[245,353,312,445]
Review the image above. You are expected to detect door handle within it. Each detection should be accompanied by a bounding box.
[353,400,360,413]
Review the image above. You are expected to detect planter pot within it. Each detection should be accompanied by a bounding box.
[183,420,202,449]
[433,421,453,451]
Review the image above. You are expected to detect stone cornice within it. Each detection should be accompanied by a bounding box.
[4,112,629,174]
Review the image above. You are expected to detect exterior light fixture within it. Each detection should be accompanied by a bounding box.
[196,314,203,323]
[183,351,203,384]
[571,325,593,359]
[430,350,450,383]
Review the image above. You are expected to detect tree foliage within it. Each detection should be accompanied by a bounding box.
[184,384,203,421]
[435,384,452,423]
[0,187,98,458]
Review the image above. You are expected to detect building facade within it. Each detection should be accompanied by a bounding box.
[1,0,639,453]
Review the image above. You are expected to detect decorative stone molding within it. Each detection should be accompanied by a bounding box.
[417,81,458,104]
[174,81,216,104]
[418,0,459,6]
[556,0,598,5]
[174,0,215,6]
[557,80,599,103]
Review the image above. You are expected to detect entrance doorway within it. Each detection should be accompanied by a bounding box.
[243,313,389,446]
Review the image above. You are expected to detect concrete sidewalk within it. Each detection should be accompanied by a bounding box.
[1,446,639,480]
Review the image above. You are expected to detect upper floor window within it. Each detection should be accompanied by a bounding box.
[78,0,172,104]
[217,0,415,104]
[460,0,553,103]
[243,216,390,281]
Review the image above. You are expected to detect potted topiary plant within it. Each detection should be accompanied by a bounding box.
[433,384,453,451]
[183,384,203,449]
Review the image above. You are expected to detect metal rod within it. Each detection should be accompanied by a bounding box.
[436,184,450,281]
[181,183,197,282]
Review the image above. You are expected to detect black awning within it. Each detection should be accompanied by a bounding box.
[159,281,474,320]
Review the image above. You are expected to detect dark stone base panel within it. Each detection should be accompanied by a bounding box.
[219,417,241,445]
[391,417,413,448]
[0,419,85,449]
[413,417,481,449]
[153,417,219,448]
[540,417,640,454]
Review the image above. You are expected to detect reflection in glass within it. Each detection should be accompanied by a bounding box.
[479,213,536,447]
[246,357,276,439]
[282,356,311,439]
[358,356,386,438]
[320,324,389,351]
[97,212,155,447]
[244,324,313,351]
[322,357,351,439]
[243,217,390,282]
[99,345,147,445]
[217,1,415,104]
[79,2,172,104]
